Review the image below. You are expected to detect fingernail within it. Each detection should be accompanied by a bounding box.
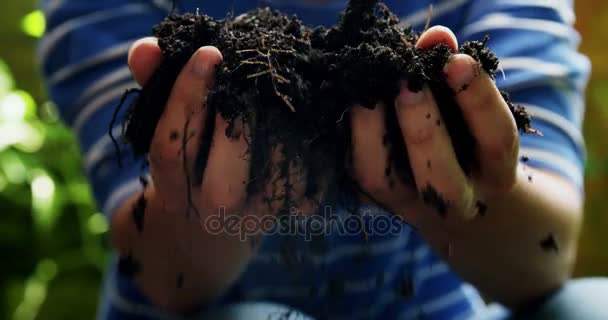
[194,55,211,77]
[193,46,222,77]
[443,54,478,92]
[397,82,425,107]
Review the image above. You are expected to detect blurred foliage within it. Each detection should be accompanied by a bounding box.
[0,2,108,320]
[573,0,608,277]
[0,0,606,319]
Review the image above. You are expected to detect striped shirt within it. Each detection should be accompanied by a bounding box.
[39,0,590,319]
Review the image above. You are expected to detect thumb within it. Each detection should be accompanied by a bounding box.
[128,37,163,86]
[416,25,458,52]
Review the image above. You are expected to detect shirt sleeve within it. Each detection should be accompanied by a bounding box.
[39,0,169,218]
[458,0,591,189]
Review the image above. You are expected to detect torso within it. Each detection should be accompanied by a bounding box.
[116,1,481,319]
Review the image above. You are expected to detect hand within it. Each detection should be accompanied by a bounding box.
[113,37,315,312]
[351,26,519,223]
[352,26,583,307]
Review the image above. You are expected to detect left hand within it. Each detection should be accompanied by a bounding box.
[351,26,520,224]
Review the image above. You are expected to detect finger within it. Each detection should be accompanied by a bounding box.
[395,83,476,219]
[350,104,416,216]
[416,26,458,52]
[444,54,519,192]
[128,37,162,86]
[149,46,223,195]
[201,116,250,214]
[351,105,392,194]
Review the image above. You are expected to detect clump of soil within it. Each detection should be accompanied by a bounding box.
[117,0,535,214]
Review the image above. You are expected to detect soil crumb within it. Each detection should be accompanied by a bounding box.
[540,233,560,253]
[132,194,146,233]
[421,184,449,217]
[118,255,141,277]
[475,201,487,217]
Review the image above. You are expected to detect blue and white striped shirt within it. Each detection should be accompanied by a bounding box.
[39,0,590,319]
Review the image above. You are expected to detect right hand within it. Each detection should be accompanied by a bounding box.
[112,38,316,313]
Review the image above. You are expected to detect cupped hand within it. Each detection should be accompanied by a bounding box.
[112,37,316,311]
[125,37,318,234]
[351,26,520,223]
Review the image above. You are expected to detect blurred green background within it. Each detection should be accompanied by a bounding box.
[0,1,606,319]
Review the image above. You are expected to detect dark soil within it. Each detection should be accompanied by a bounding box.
[475,201,488,217]
[117,254,141,276]
[176,272,184,289]
[117,0,535,215]
[540,233,560,253]
[420,185,449,218]
[132,194,146,233]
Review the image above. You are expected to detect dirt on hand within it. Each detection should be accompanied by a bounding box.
[115,0,535,214]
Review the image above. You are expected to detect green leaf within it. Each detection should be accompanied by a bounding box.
[21,10,45,38]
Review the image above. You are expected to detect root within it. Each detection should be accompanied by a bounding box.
[110,88,141,168]
[424,4,434,31]
[182,114,200,218]
[336,107,350,123]
[170,0,177,15]
[237,42,296,112]
[193,104,216,185]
